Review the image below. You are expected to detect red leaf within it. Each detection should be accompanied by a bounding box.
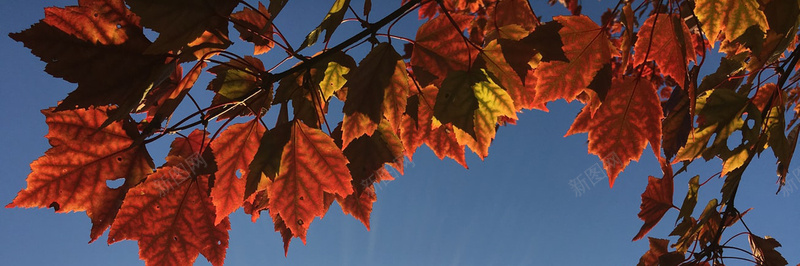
[210,119,266,225]
[411,13,479,86]
[336,188,377,230]
[633,172,674,241]
[109,131,228,266]
[6,107,153,242]
[532,15,614,107]
[231,2,274,55]
[578,77,663,186]
[633,13,695,89]
[268,121,354,243]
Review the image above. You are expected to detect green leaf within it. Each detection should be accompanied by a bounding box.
[300,0,350,49]
[676,175,699,223]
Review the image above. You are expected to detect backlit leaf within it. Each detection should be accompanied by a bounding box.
[694,0,768,46]
[299,0,350,49]
[532,15,614,107]
[633,13,695,89]
[579,77,662,186]
[411,13,478,86]
[749,234,788,266]
[269,121,353,243]
[109,131,228,266]
[633,172,674,241]
[6,107,153,242]
[231,2,274,55]
[210,119,266,225]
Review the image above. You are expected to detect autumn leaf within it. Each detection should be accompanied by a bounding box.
[269,121,354,243]
[139,62,205,126]
[571,77,662,186]
[6,107,153,242]
[694,0,768,46]
[336,187,377,230]
[299,0,350,49]
[411,13,479,86]
[127,0,238,53]
[246,121,292,198]
[633,13,695,89]
[532,15,614,107]
[637,238,684,266]
[231,2,274,55]
[210,119,265,225]
[487,0,538,32]
[206,56,271,120]
[470,69,518,158]
[405,85,469,167]
[434,70,480,137]
[749,234,788,266]
[341,120,405,193]
[9,0,173,120]
[109,130,228,266]
[633,171,674,241]
[342,43,408,148]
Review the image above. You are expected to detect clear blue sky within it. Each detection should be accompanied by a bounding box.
[1,1,798,265]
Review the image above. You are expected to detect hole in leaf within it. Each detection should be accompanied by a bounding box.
[217,240,221,245]
[116,24,122,29]
[106,178,124,189]
[746,118,755,129]
[116,156,123,162]
[235,170,242,179]
[93,13,98,17]
[48,201,60,211]
[173,236,178,241]
[296,219,304,225]
[299,196,304,201]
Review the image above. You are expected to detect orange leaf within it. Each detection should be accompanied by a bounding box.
[633,172,674,241]
[581,77,663,186]
[268,121,354,243]
[342,43,408,148]
[411,13,478,86]
[231,2,274,55]
[109,131,228,266]
[6,107,153,242]
[532,15,614,107]
[336,188,377,230]
[633,13,695,89]
[341,120,405,193]
[206,56,271,120]
[210,119,266,225]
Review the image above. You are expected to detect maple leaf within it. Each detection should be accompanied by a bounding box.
[748,234,788,266]
[210,119,266,225]
[467,69,518,158]
[127,0,238,53]
[633,172,674,241]
[434,70,480,137]
[637,238,684,266]
[411,12,479,86]
[9,0,174,120]
[531,15,614,107]
[268,121,354,243]
[693,0,768,46]
[246,121,293,198]
[633,13,696,89]
[342,43,409,148]
[299,0,350,49]
[403,85,469,167]
[231,2,274,55]
[336,188,378,230]
[341,120,405,193]
[109,130,228,266]
[206,56,271,120]
[487,0,538,32]
[570,77,662,186]
[6,107,153,242]
[139,62,205,126]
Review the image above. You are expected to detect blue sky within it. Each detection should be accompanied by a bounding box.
[1,1,799,265]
